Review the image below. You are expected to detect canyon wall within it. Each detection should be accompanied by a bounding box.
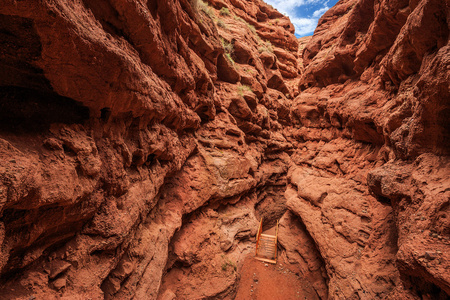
[0,0,448,299]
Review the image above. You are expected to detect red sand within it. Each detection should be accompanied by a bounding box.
[235,254,319,300]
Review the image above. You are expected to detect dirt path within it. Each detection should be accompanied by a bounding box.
[235,254,319,300]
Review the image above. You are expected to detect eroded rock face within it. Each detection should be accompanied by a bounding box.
[287,0,449,298]
[0,0,298,299]
[0,0,448,299]
[300,0,449,158]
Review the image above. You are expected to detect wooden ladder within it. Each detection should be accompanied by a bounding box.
[255,218,279,264]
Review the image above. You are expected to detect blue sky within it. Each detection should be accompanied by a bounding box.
[264,0,340,37]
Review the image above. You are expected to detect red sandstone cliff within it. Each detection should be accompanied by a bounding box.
[289,0,449,298]
[0,0,448,299]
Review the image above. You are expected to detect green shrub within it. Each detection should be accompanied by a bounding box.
[221,38,233,54]
[220,7,230,16]
[221,258,237,272]
[221,37,236,65]
[232,15,262,42]
[225,53,235,65]
[247,23,257,34]
[198,0,214,18]
[239,85,252,92]
[258,40,274,53]
[233,15,244,22]
[222,262,228,271]
[237,84,252,97]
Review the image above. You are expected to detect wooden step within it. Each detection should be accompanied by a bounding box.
[259,239,275,243]
[259,243,275,247]
[259,240,275,244]
[260,234,276,238]
[258,247,276,251]
[260,245,275,248]
[259,251,275,255]
[258,244,275,248]
[259,247,276,251]
[255,257,277,264]
[258,247,275,250]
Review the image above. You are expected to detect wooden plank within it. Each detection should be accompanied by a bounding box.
[255,218,263,257]
[275,220,279,262]
[259,237,275,241]
[255,257,277,264]
[256,218,263,241]
[260,233,276,238]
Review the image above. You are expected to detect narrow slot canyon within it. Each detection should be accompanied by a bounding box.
[0,0,449,299]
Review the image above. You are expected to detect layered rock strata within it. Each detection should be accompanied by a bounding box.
[287,0,449,298]
[0,0,448,299]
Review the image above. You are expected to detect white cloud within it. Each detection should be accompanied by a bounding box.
[290,17,318,36]
[312,6,329,17]
[264,0,331,36]
[264,0,320,15]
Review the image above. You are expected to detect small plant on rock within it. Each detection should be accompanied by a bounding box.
[244,68,255,74]
[221,37,235,65]
[247,23,257,34]
[237,84,252,97]
[258,40,274,53]
[220,7,230,16]
[221,262,228,271]
[233,15,244,22]
[198,0,214,19]
[225,53,235,65]
[221,37,233,54]
[221,257,237,272]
